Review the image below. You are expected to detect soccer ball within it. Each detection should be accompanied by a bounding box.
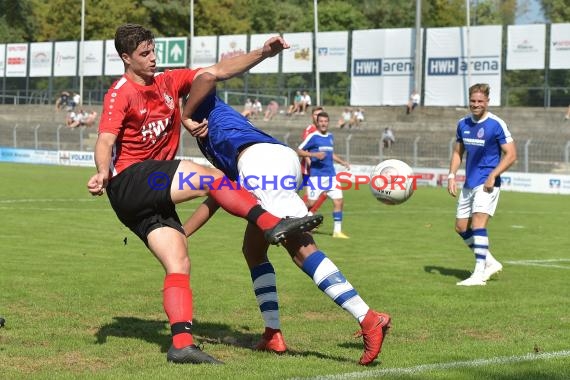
[369,159,415,205]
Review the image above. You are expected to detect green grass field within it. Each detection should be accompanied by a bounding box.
[0,162,569,379]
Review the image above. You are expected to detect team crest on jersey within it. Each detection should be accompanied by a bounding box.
[477,127,485,139]
[164,92,175,110]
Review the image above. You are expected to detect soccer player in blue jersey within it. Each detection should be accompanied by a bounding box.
[180,73,390,366]
[447,83,517,286]
[297,112,351,239]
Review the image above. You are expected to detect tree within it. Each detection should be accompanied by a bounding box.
[0,0,37,42]
[540,0,570,22]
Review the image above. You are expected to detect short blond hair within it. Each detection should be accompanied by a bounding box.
[469,83,490,98]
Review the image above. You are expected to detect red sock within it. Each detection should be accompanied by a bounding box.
[163,273,193,349]
[309,193,328,214]
[208,177,280,230]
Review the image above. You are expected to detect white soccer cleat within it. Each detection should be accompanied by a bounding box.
[456,274,487,286]
[482,261,503,281]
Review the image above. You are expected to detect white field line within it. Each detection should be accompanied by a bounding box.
[296,349,570,380]
[0,198,96,203]
[505,259,570,270]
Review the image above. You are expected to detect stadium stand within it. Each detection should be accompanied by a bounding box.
[1,104,569,173]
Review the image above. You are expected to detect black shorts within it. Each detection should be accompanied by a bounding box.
[106,160,184,246]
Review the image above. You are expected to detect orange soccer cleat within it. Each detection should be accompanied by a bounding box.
[255,327,287,353]
[355,309,391,366]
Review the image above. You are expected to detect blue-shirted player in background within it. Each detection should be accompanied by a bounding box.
[297,112,351,239]
[447,83,517,286]
[181,73,390,366]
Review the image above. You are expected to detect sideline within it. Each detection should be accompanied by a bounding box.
[505,259,570,270]
[294,349,570,379]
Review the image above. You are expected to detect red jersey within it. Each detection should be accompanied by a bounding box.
[99,69,199,177]
[300,123,317,175]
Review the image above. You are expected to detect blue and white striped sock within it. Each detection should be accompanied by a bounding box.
[251,262,280,330]
[302,251,369,322]
[458,229,474,250]
[472,228,489,275]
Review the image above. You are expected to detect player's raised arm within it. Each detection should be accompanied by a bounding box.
[202,36,289,81]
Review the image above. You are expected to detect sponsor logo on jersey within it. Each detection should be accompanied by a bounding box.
[164,92,174,110]
[477,128,485,139]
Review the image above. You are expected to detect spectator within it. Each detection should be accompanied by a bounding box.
[70,92,81,111]
[565,104,570,120]
[66,109,98,128]
[381,127,395,149]
[338,107,352,129]
[263,100,279,121]
[406,89,420,115]
[251,98,263,119]
[352,107,365,128]
[299,90,312,114]
[242,98,253,118]
[55,91,71,111]
[286,91,302,115]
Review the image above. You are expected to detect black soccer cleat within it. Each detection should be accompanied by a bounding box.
[167,344,224,364]
[264,214,324,245]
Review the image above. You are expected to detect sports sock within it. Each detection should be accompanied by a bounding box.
[472,228,489,275]
[333,211,343,234]
[208,177,280,230]
[309,193,328,214]
[458,229,474,250]
[163,273,193,349]
[486,251,498,265]
[302,251,369,322]
[251,262,280,330]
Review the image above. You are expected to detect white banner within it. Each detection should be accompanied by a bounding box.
[104,39,123,77]
[282,32,312,73]
[54,41,77,77]
[0,44,5,76]
[6,43,28,77]
[350,28,417,106]
[425,25,502,106]
[191,36,217,67]
[81,40,103,76]
[218,34,247,62]
[249,34,279,73]
[317,31,348,73]
[506,24,545,70]
[549,23,570,69]
[29,42,52,77]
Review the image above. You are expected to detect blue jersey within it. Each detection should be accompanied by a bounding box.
[191,94,283,180]
[298,131,336,177]
[456,112,513,189]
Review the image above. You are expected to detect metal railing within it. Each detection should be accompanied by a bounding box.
[2,124,570,174]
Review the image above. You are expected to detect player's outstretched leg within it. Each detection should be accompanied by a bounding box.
[300,250,391,365]
[206,177,323,244]
[263,214,323,244]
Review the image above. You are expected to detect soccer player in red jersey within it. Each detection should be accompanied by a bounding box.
[86,24,321,364]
